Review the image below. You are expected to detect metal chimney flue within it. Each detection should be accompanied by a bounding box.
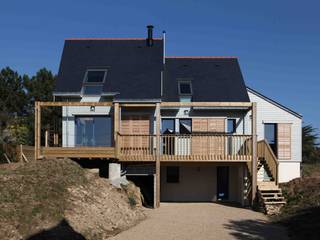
[146,25,154,47]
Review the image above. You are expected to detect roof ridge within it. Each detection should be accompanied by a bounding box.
[165,56,237,59]
[65,38,163,41]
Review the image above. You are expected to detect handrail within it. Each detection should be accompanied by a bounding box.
[257,139,279,184]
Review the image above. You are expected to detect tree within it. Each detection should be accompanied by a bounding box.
[23,68,57,145]
[302,124,320,163]
[24,68,56,108]
[0,67,27,144]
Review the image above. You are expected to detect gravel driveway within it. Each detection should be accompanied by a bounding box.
[109,203,288,240]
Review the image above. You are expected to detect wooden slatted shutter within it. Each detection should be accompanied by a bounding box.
[192,118,208,155]
[192,118,226,156]
[208,118,225,156]
[277,123,291,159]
[121,115,150,154]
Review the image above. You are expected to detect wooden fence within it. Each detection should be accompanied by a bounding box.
[1,144,35,163]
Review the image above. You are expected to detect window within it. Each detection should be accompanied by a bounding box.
[85,70,107,83]
[161,119,175,134]
[264,123,278,156]
[75,116,112,146]
[161,119,175,154]
[178,81,192,95]
[82,69,107,96]
[166,166,179,183]
[227,119,236,134]
[179,119,191,134]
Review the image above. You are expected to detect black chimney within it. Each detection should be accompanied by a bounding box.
[146,25,154,47]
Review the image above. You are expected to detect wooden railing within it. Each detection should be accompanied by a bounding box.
[116,133,156,161]
[117,133,252,161]
[17,145,35,162]
[257,140,279,184]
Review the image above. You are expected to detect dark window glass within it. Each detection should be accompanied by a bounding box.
[82,85,103,95]
[166,166,179,183]
[179,82,192,95]
[264,123,277,156]
[179,119,192,134]
[86,70,106,83]
[161,119,175,134]
[75,116,112,146]
[227,119,236,133]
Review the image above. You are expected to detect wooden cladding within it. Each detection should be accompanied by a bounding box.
[192,118,225,155]
[277,123,291,160]
[120,115,151,154]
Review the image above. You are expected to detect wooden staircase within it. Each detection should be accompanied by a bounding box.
[257,181,286,215]
[257,140,286,215]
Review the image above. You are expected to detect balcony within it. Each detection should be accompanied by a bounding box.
[116,133,253,162]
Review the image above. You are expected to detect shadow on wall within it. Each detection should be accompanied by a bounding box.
[224,219,288,240]
[26,219,86,240]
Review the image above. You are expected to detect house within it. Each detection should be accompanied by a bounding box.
[34,26,302,210]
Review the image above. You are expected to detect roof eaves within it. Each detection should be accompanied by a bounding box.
[247,87,302,119]
[65,38,163,41]
[165,56,238,59]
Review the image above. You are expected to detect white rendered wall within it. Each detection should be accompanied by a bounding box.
[62,96,111,147]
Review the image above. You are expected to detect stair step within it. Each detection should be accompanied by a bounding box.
[262,196,285,201]
[259,190,282,194]
[263,201,286,205]
[261,193,283,198]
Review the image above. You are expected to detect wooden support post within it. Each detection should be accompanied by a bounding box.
[45,130,49,147]
[34,102,39,160]
[251,102,257,205]
[155,103,161,208]
[19,144,23,162]
[53,133,58,146]
[34,101,41,160]
[114,103,120,157]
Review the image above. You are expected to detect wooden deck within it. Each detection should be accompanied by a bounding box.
[38,133,253,161]
[40,147,115,159]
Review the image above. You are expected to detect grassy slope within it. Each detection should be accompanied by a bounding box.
[275,163,320,240]
[0,159,88,238]
[0,159,144,240]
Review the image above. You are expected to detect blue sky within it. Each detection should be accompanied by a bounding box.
[0,0,319,133]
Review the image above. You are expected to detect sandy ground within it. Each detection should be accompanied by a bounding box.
[109,203,288,240]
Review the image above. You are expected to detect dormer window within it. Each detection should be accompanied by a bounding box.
[82,69,107,96]
[178,81,192,95]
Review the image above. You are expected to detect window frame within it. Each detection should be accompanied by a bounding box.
[178,80,193,96]
[227,119,237,134]
[81,69,108,96]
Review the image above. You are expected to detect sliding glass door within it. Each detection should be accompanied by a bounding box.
[75,116,112,147]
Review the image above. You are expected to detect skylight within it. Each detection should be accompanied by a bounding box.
[82,69,107,96]
[178,81,192,95]
[85,70,107,83]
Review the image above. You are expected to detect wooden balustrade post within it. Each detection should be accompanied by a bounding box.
[114,103,120,158]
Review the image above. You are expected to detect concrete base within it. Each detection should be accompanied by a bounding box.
[109,163,121,180]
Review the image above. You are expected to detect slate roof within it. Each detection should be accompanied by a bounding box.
[163,57,250,102]
[54,38,163,100]
[54,39,249,102]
